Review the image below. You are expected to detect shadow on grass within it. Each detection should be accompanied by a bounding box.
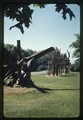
[30,83,80,93]
[7,80,79,94]
[31,83,50,93]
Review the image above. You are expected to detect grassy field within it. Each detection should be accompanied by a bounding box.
[4,72,80,118]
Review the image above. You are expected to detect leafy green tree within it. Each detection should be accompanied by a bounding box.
[69,34,80,61]
[4,44,36,57]
[4,44,51,71]
[4,44,17,56]
[4,3,76,34]
[69,33,80,71]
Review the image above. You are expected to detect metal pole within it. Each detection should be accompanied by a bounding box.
[17,40,22,61]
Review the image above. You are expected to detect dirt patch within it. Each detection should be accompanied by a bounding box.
[4,86,36,94]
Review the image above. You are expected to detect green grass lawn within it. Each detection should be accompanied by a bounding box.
[4,72,80,118]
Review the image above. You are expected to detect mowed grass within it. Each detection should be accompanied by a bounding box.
[4,72,80,118]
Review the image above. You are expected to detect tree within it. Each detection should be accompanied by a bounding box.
[69,33,80,71]
[4,3,76,34]
[4,44,17,56]
[69,34,80,60]
[4,43,52,71]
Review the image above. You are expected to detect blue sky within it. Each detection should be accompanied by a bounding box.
[4,4,80,63]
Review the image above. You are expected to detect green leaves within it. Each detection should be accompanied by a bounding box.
[33,4,46,8]
[9,23,24,34]
[69,34,80,49]
[55,4,75,21]
[4,4,76,34]
[69,33,80,66]
[4,4,34,34]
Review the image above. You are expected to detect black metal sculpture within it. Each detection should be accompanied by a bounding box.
[3,43,55,87]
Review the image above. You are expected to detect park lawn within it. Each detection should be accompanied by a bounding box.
[4,72,80,118]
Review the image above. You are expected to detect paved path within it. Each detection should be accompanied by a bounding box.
[31,70,47,75]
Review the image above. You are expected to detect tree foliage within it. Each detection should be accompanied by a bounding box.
[4,44,71,72]
[4,44,17,56]
[4,4,34,34]
[4,44,56,71]
[69,34,80,58]
[55,4,75,20]
[4,3,76,34]
[69,33,80,71]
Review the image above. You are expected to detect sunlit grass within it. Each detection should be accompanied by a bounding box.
[4,72,80,118]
